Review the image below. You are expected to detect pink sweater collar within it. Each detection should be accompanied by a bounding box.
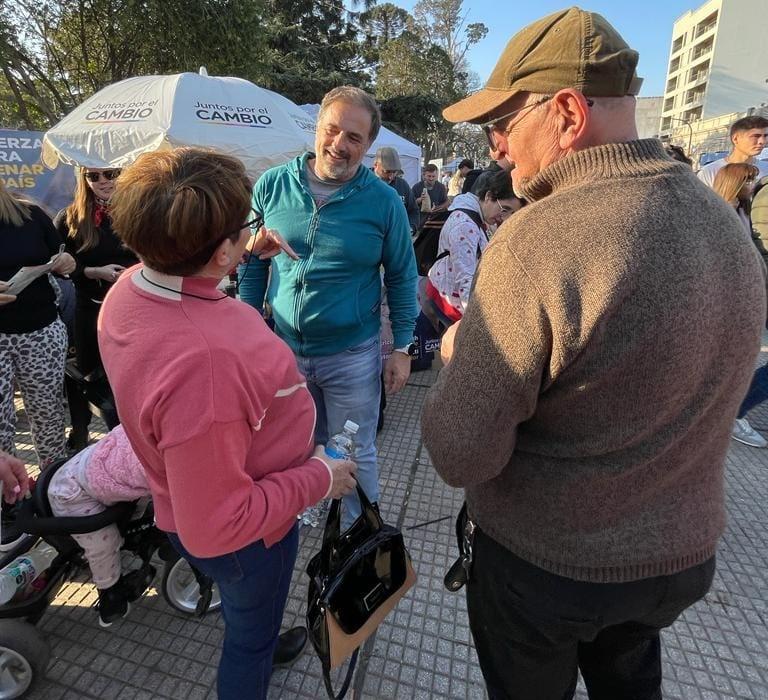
[132,266,226,302]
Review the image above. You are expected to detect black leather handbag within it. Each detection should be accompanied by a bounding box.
[306,485,417,699]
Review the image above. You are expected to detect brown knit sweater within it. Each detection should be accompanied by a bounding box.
[421,139,766,583]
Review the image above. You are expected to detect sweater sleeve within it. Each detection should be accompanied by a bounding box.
[31,207,63,257]
[445,214,483,312]
[162,419,331,557]
[421,241,552,487]
[237,179,271,311]
[55,209,90,285]
[382,199,419,348]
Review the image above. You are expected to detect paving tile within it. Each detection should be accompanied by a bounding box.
[11,352,768,699]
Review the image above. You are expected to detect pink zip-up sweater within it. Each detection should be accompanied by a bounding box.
[98,265,332,557]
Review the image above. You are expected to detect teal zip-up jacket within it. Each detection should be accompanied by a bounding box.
[238,153,418,357]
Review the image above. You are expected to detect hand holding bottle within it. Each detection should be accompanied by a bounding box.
[313,445,357,499]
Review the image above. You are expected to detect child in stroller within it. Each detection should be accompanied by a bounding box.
[47,424,150,626]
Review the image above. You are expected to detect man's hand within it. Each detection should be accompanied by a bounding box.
[0,282,16,306]
[0,450,29,503]
[440,321,460,365]
[384,352,411,394]
[247,227,299,261]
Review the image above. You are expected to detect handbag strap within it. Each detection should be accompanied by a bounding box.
[322,648,359,699]
[321,483,383,572]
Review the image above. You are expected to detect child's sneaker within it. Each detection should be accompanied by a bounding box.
[97,582,130,627]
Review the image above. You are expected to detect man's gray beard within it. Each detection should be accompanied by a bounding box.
[318,155,354,181]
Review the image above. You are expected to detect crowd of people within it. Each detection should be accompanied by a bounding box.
[1,6,768,700]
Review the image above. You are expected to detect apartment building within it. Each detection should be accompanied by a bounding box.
[659,0,768,138]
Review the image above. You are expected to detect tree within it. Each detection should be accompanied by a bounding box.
[374,31,460,161]
[413,0,487,89]
[360,3,412,48]
[0,0,370,129]
[258,0,372,105]
[450,123,492,167]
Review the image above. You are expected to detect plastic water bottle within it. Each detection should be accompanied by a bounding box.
[298,420,359,527]
[324,420,359,460]
[0,542,57,605]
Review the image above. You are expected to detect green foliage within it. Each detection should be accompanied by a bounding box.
[0,0,488,164]
[413,0,487,84]
[0,0,370,128]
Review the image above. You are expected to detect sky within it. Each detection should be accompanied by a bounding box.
[392,0,700,97]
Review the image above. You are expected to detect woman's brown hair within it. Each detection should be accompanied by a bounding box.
[110,148,252,276]
[64,168,101,252]
[712,163,759,205]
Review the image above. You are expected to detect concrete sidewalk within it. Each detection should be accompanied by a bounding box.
[12,361,768,699]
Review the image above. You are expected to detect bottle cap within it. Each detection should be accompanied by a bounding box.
[343,420,359,434]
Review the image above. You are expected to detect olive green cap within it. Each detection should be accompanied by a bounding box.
[443,7,643,124]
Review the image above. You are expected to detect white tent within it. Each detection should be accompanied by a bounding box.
[301,104,422,186]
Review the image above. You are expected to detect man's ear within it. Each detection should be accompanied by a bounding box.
[551,89,590,150]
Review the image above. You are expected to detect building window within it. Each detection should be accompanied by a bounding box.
[694,10,718,39]
[688,60,710,85]
[691,36,714,62]
[684,106,703,122]
[666,76,678,93]
[672,34,685,53]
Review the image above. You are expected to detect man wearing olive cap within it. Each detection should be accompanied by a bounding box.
[422,7,766,699]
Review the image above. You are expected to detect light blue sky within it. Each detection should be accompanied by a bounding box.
[390,1,700,96]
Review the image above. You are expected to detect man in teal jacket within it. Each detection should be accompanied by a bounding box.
[239,86,418,525]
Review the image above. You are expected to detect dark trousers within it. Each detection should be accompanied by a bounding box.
[168,526,298,699]
[467,529,715,700]
[66,301,101,437]
[738,363,768,419]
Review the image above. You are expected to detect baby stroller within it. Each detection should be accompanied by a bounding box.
[0,458,221,699]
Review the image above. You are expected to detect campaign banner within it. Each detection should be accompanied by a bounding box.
[0,129,75,215]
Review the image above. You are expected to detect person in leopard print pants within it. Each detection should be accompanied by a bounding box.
[0,183,75,468]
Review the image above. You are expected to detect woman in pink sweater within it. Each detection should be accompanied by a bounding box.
[97,149,357,699]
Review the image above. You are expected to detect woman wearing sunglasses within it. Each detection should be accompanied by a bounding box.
[54,167,138,452]
[424,169,522,331]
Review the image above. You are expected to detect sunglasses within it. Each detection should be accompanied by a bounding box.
[85,169,122,182]
[480,96,594,151]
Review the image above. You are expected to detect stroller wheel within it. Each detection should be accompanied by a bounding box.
[0,620,49,698]
[161,558,221,616]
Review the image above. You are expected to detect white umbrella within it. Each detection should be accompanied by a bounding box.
[42,70,317,178]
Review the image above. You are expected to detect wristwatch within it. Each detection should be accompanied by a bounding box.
[393,343,418,357]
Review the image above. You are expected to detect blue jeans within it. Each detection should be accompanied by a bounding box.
[738,363,768,418]
[167,525,298,700]
[295,335,382,529]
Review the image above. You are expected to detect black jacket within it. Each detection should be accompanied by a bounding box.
[54,210,138,305]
